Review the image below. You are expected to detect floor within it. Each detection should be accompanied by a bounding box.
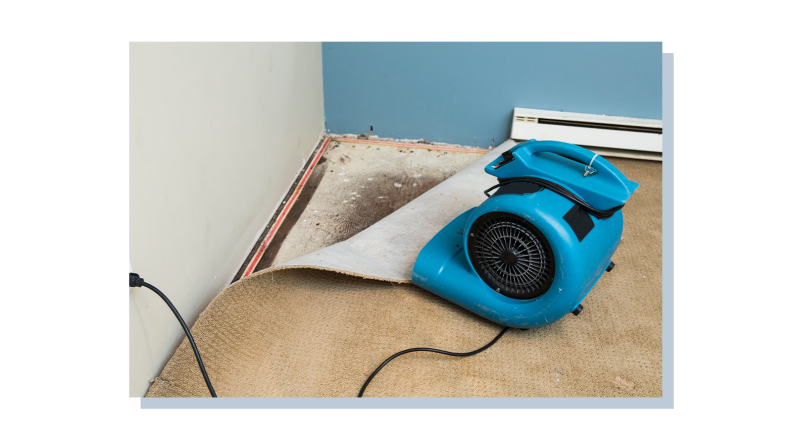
[148,141,663,398]
[233,137,487,280]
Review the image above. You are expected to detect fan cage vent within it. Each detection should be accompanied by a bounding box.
[467,212,555,300]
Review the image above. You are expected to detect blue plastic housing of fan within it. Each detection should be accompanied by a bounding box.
[412,140,639,329]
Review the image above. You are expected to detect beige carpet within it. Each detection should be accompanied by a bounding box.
[146,157,662,398]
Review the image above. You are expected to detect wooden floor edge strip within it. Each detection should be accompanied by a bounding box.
[238,137,332,279]
[331,137,489,153]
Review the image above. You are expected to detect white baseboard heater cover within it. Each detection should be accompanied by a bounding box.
[510,108,662,161]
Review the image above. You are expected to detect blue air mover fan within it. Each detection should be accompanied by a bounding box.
[412,139,639,329]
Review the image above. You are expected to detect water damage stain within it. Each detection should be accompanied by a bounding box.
[250,141,484,274]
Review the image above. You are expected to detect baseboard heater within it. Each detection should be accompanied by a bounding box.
[510,108,662,161]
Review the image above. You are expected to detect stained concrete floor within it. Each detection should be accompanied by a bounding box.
[249,139,486,274]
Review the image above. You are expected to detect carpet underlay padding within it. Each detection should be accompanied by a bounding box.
[146,141,662,398]
[250,138,487,274]
[270,139,517,281]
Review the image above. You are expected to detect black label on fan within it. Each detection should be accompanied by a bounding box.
[491,181,542,197]
[563,204,595,242]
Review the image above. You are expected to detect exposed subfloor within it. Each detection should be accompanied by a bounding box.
[238,138,487,277]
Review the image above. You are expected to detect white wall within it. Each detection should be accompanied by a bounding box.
[129,43,324,397]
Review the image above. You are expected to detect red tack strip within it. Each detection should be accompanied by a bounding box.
[332,137,488,153]
[242,137,331,277]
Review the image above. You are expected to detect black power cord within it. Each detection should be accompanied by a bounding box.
[130,273,217,398]
[358,326,510,397]
[484,176,624,219]
[130,271,508,398]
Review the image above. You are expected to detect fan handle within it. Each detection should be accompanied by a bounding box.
[518,139,637,192]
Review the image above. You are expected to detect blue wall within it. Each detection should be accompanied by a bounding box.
[322,42,661,147]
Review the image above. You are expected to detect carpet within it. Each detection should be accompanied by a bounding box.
[146,151,662,398]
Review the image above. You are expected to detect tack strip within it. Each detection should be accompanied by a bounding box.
[242,137,332,278]
[331,137,489,154]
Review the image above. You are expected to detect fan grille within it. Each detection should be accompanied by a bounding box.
[468,212,555,300]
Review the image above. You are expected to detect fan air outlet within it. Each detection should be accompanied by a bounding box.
[468,212,555,300]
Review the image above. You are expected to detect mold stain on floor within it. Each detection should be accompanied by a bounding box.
[252,140,486,273]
